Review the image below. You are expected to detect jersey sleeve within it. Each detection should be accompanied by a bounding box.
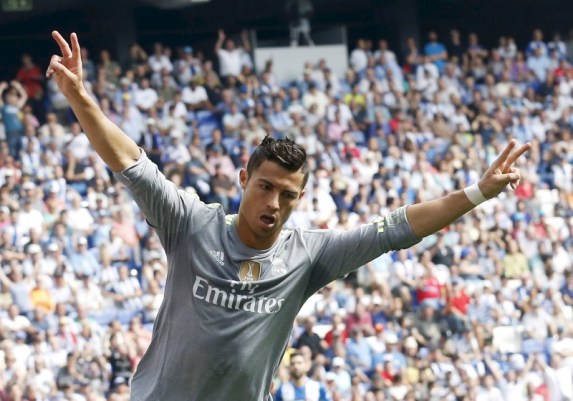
[113,150,213,252]
[303,206,421,293]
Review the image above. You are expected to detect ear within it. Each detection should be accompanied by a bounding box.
[239,169,248,189]
[297,189,305,204]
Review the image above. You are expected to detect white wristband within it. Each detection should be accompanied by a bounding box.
[464,183,488,206]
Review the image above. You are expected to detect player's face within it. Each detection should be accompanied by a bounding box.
[237,160,305,249]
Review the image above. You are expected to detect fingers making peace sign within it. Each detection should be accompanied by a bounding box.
[46,31,84,98]
[479,139,532,199]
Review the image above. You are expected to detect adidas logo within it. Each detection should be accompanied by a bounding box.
[209,250,225,266]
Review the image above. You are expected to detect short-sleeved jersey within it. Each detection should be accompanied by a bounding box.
[114,152,420,401]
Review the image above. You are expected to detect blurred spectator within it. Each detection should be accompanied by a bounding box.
[296,316,325,359]
[214,30,252,80]
[285,0,315,47]
[134,77,158,115]
[209,162,239,212]
[424,31,448,73]
[15,54,44,120]
[0,80,28,158]
[274,351,330,401]
[148,42,173,86]
[97,49,122,86]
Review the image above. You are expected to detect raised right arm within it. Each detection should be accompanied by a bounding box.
[46,31,139,172]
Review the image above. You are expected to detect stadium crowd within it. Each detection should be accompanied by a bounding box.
[0,26,572,401]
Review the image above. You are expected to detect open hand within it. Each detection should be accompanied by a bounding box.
[479,140,531,199]
[45,31,84,98]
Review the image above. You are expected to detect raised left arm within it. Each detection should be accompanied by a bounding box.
[407,140,531,238]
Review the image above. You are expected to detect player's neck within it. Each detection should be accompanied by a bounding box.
[234,214,280,250]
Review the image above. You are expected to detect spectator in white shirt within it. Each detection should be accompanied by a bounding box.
[65,122,91,161]
[0,304,31,336]
[134,78,158,114]
[181,78,209,113]
[302,82,329,118]
[374,39,397,65]
[109,265,143,311]
[174,46,202,86]
[222,102,246,138]
[162,130,191,177]
[66,194,95,237]
[350,38,369,74]
[17,198,44,239]
[214,29,251,79]
[476,374,504,401]
[148,42,173,86]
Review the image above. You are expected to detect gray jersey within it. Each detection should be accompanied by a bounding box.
[114,152,420,401]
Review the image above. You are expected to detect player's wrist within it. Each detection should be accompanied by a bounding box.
[464,182,488,206]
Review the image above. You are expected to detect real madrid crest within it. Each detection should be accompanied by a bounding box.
[270,258,289,277]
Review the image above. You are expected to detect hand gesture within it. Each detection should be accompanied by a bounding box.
[45,31,83,98]
[218,29,226,41]
[478,140,531,199]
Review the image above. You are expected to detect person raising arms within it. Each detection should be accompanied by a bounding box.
[46,31,530,401]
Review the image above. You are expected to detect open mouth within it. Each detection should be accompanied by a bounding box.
[260,215,276,226]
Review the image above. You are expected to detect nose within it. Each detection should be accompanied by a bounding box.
[267,191,279,211]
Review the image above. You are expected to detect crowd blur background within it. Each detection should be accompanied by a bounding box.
[0,0,573,400]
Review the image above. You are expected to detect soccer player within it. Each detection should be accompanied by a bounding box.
[46,31,530,401]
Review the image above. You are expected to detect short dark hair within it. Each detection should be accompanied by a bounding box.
[247,136,309,188]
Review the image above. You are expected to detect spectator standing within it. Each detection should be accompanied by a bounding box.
[526,29,548,57]
[424,31,448,73]
[350,39,369,75]
[285,0,315,47]
[0,80,28,159]
[447,29,465,62]
[214,29,252,81]
[15,54,44,118]
[403,37,421,75]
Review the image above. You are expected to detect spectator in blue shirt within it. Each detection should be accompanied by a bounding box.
[274,351,330,401]
[0,81,28,159]
[423,31,448,73]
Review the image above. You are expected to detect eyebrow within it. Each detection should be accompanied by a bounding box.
[258,179,299,197]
